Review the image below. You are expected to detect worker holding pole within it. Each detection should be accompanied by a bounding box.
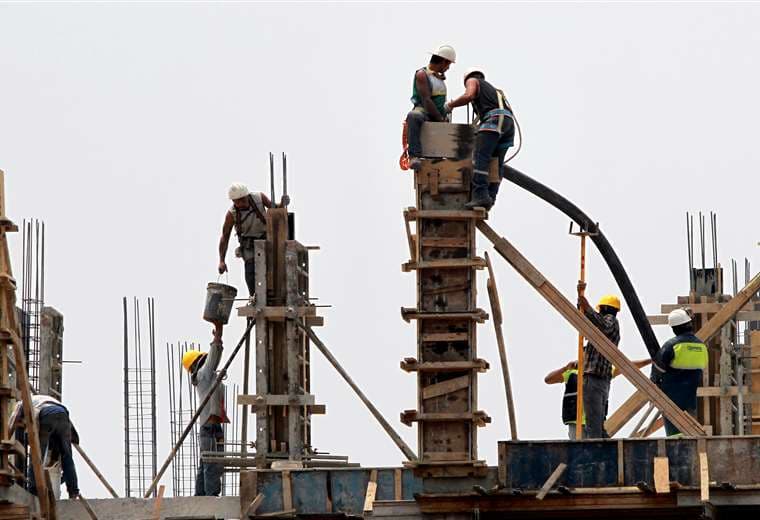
[577,284,621,438]
[182,322,229,496]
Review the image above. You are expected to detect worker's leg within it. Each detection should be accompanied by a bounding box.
[202,424,224,496]
[244,259,256,297]
[195,424,214,496]
[488,146,509,204]
[406,110,429,159]
[466,131,500,209]
[567,424,577,440]
[28,417,54,495]
[582,375,611,438]
[51,414,79,498]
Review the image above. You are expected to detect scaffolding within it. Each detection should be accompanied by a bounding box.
[123,297,158,497]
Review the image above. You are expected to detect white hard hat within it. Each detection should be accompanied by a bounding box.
[228,183,250,200]
[463,67,485,85]
[430,44,456,63]
[667,309,692,327]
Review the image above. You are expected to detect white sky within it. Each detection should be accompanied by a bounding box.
[2,1,760,498]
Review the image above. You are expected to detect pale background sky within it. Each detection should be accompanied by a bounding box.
[2,1,759,498]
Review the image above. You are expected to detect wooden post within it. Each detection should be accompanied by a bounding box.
[484,252,518,440]
[575,232,587,440]
[477,221,705,436]
[294,321,417,461]
[152,485,165,520]
[73,444,119,498]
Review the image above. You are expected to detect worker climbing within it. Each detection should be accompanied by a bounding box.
[405,44,457,171]
[445,67,515,210]
[576,283,622,438]
[8,393,80,499]
[182,322,229,496]
[652,309,708,437]
[218,182,287,297]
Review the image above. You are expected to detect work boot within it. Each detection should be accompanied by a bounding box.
[464,190,493,210]
[409,157,422,171]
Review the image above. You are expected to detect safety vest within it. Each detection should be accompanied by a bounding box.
[670,342,708,370]
[561,369,586,425]
[410,67,447,118]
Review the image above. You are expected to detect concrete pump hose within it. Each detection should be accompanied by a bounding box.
[500,165,661,360]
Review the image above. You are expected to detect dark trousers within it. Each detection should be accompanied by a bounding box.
[582,374,611,439]
[30,412,79,497]
[472,129,512,203]
[406,110,430,158]
[244,259,256,296]
[195,423,224,496]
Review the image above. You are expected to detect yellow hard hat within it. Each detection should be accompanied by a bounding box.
[182,350,205,372]
[597,295,621,311]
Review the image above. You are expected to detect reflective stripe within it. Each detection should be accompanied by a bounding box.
[671,342,708,370]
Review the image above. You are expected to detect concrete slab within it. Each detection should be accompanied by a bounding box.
[57,496,240,520]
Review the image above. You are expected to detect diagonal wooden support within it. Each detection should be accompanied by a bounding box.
[73,444,119,498]
[484,252,518,440]
[477,221,704,437]
[606,270,760,435]
[536,463,567,500]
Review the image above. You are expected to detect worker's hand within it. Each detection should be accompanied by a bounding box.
[577,281,587,295]
[565,360,578,370]
[218,261,228,275]
[443,101,453,114]
[212,322,223,342]
[280,194,290,207]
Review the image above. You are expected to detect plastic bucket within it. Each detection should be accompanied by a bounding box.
[203,282,238,324]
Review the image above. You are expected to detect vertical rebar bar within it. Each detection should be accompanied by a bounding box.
[123,297,130,496]
[269,152,276,207]
[149,298,158,496]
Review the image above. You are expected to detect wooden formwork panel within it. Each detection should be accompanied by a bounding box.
[404,153,488,470]
[752,331,760,434]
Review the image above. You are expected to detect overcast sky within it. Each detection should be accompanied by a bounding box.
[2,1,759,498]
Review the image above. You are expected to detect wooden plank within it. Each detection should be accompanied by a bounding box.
[152,485,165,520]
[617,440,624,485]
[699,451,709,502]
[406,209,487,220]
[237,394,316,407]
[77,494,99,520]
[697,386,752,397]
[420,237,469,248]
[363,469,378,513]
[536,463,567,500]
[282,470,293,511]
[478,221,705,437]
[422,375,470,400]
[73,443,119,498]
[401,307,488,322]
[240,471,258,518]
[394,468,402,501]
[420,332,469,342]
[402,257,487,271]
[401,411,491,425]
[485,251,518,440]
[653,457,669,493]
[423,451,469,461]
[245,493,264,516]
[498,442,508,488]
[400,359,489,373]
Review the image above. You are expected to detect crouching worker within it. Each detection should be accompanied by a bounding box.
[406,45,457,171]
[445,68,515,210]
[9,394,80,498]
[182,322,229,496]
[652,309,708,437]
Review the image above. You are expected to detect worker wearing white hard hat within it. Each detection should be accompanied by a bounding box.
[652,308,708,436]
[218,182,288,296]
[445,67,516,210]
[405,44,457,171]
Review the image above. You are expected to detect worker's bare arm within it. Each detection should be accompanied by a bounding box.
[545,361,576,384]
[261,193,272,208]
[611,358,652,378]
[446,78,479,110]
[218,211,234,274]
[416,70,443,122]
[576,281,592,312]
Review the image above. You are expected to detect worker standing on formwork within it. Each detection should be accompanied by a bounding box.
[445,68,515,210]
[182,323,229,496]
[8,394,80,499]
[406,45,457,171]
[576,282,621,438]
[219,183,287,297]
[652,309,708,437]
[545,358,651,439]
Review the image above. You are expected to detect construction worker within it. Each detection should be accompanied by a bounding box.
[182,322,229,496]
[545,358,651,439]
[576,282,621,438]
[652,309,708,436]
[219,183,288,296]
[8,394,80,499]
[444,68,515,210]
[406,44,457,170]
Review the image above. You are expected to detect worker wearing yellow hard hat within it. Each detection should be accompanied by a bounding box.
[576,282,622,439]
[181,323,229,496]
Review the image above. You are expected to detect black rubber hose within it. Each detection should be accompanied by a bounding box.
[502,165,661,360]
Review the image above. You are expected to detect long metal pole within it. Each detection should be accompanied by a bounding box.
[122,297,130,496]
[294,321,417,461]
[149,298,158,491]
[143,319,255,498]
[240,318,251,456]
[575,234,587,440]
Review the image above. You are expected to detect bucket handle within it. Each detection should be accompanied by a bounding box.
[217,272,229,284]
